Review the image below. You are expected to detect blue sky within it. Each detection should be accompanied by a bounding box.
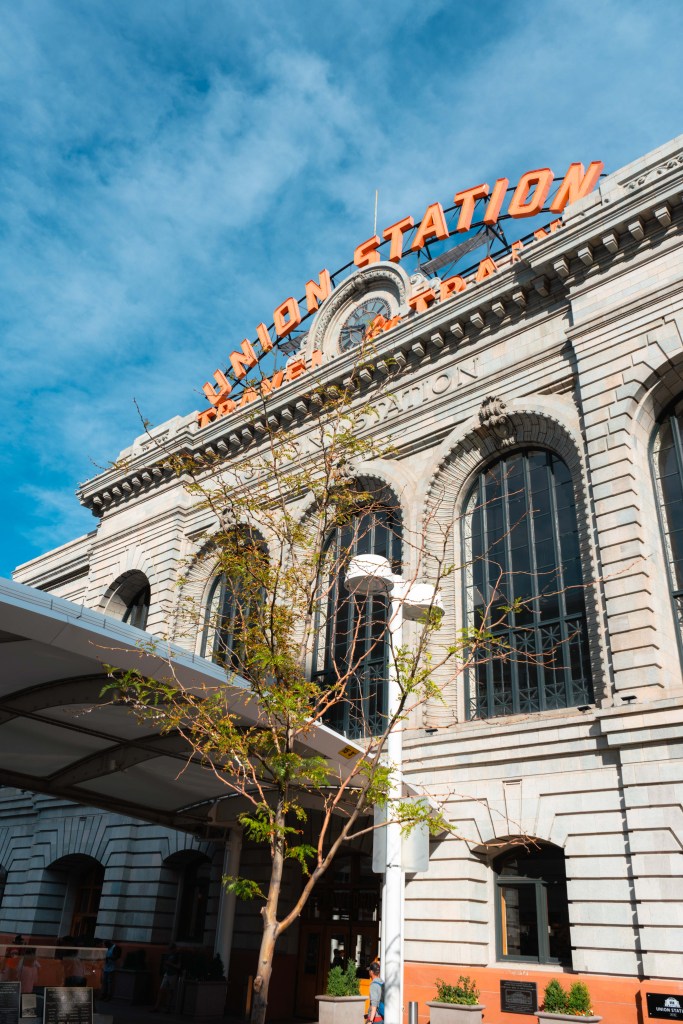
[2,0,683,576]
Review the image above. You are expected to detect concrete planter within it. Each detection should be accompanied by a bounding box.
[537,1014,602,1023]
[316,993,367,1024]
[427,1001,485,1024]
[181,979,228,1019]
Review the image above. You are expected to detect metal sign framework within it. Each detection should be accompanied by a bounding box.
[222,173,604,400]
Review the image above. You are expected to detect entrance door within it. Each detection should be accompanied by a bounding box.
[294,854,380,1018]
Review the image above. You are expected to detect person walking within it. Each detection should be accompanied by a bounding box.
[152,943,182,1013]
[366,961,384,1022]
[101,939,121,1001]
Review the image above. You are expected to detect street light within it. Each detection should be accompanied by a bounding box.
[346,554,442,1024]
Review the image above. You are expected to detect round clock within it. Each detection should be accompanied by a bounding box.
[338,297,391,352]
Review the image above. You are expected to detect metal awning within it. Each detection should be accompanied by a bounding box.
[0,578,365,833]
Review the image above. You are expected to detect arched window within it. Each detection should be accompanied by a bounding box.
[494,843,571,966]
[652,400,683,647]
[200,532,267,672]
[313,503,402,738]
[463,449,592,719]
[42,855,104,941]
[201,573,242,669]
[122,580,151,629]
[104,570,150,630]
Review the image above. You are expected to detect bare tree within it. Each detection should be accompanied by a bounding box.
[107,346,583,1024]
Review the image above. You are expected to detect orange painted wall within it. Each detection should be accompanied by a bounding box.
[404,961,683,1024]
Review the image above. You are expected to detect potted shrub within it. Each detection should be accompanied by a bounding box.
[112,948,151,1003]
[181,952,227,1020]
[537,978,602,1022]
[427,976,485,1024]
[316,961,366,1024]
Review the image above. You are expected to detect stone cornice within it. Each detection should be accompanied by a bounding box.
[77,137,683,518]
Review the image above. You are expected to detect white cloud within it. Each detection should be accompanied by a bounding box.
[2,0,683,572]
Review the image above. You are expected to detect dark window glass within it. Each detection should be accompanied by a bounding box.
[69,863,104,940]
[201,536,266,673]
[122,582,150,630]
[176,859,211,943]
[494,844,571,966]
[463,449,593,720]
[652,403,683,642]
[313,506,401,738]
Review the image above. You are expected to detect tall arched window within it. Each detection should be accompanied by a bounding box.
[200,532,267,673]
[463,449,592,719]
[313,503,401,738]
[652,400,683,647]
[104,570,150,630]
[494,843,571,965]
[201,572,245,670]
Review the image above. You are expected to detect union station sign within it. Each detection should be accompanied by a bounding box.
[197,160,603,429]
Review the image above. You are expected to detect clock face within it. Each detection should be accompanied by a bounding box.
[338,297,391,352]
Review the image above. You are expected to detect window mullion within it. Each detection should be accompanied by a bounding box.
[546,456,571,708]
[524,456,546,711]
[480,473,495,719]
[501,461,519,715]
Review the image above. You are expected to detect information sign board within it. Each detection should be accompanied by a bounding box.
[646,993,683,1021]
[500,980,538,1015]
[43,987,92,1024]
[0,982,20,1024]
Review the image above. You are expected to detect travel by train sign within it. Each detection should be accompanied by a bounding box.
[197,160,603,429]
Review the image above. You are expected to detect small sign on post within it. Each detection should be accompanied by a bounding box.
[0,982,20,1024]
[43,987,93,1024]
[500,980,538,1015]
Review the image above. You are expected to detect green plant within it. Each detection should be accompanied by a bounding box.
[326,960,360,997]
[543,979,568,1013]
[542,978,595,1016]
[184,951,225,981]
[567,981,593,1016]
[434,975,480,1005]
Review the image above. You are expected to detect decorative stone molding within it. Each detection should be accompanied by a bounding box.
[477,396,516,449]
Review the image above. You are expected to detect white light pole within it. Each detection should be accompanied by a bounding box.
[346,555,441,1024]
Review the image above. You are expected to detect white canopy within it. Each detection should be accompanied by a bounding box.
[0,578,365,833]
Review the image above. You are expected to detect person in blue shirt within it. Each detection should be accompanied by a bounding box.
[367,961,384,1022]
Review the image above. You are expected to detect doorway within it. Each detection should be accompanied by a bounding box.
[295,854,380,1019]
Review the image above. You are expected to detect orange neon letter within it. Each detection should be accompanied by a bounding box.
[285,357,307,382]
[305,269,332,313]
[202,368,233,406]
[411,203,449,252]
[229,339,258,380]
[483,177,509,225]
[508,168,554,218]
[454,183,489,232]
[310,349,323,369]
[197,408,217,428]
[354,235,381,268]
[549,161,604,213]
[407,287,437,313]
[273,297,302,338]
[260,370,285,396]
[383,216,414,262]
[440,275,467,300]
[256,322,273,354]
[475,256,497,281]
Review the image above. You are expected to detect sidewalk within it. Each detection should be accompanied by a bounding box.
[87,998,308,1024]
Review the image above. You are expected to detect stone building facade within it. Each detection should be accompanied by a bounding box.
[4,136,683,1023]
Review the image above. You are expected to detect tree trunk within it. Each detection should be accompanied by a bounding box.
[250,920,278,1024]
[250,813,286,1024]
